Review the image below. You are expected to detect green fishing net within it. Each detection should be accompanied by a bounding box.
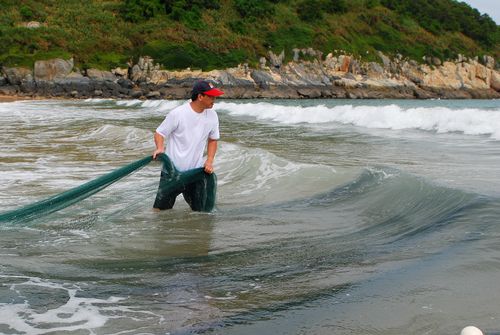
[153,154,217,212]
[0,153,217,223]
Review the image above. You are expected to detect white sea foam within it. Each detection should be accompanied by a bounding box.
[0,275,163,334]
[115,99,144,107]
[78,124,151,147]
[115,99,185,116]
[217,102,500,139]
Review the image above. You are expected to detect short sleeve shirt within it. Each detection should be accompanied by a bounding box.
[156,102,220,171]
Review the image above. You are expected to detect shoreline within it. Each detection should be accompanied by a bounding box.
[0,95,29,102]
[1,55,499,101]
[1,85,499,101]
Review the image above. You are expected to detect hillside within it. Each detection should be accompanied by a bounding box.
[0,0,498,71]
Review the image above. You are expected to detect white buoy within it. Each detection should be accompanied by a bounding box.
[461,326,484,335]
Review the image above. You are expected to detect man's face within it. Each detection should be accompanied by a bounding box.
[200,94,216,109]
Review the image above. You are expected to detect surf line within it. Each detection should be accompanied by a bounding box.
[0,153,216,223]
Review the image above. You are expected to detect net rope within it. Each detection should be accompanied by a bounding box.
[0,154,216,223]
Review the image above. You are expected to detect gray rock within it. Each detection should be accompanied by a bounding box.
[55,76,90,85]
[2,67,33,85]
[130,89,143,99]
[259,57,267,69]
[146,91,161,99]
[20,80,36,93]
[34,58,73,81]
[367,62,384,75]
[86,69,117,82]
[482,55,495,69]
[491,71,500,91]
[348,60,361,74]
[0,86,18,95]
[250,70,276,89]
[297,87,322,98]
[344,73,356,80]
[377,51,391,69]
[118,78,134,89]
[268,50,285,69]
[432,57,442,66]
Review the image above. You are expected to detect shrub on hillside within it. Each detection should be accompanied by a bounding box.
[140,40,250,70]
[234,0,275,20]
[297,0,348,22]
[122,0,163,22]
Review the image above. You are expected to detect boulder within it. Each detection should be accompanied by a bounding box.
[268,50,285,69]
[482,55,495,69]
[130,89,143,99]
[0,86,18,95]
[366,62,385,78]
[146,90,161,99]
[491,70,500,92]
[129,56,161,83]
[86,69,117,81]
[377,51,391,69]
[259,57,267,70]
[401,61,423,84]
[281,62,328,86]
[338,55,351,72]
[112,67,128,77]
[34,58,74,81]
[250,70,278,89]
[432,57,442,66]
[117,78,134,89]
[2,67,33,85]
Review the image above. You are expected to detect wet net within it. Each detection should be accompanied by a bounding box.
[153,154,217,212]
[0,154,216,223]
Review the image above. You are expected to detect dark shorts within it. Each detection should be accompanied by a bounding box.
[153,169,217,212]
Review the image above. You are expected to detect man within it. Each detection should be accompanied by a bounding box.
[152,80,224,211]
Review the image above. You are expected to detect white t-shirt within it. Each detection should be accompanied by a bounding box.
[156,102,220,171]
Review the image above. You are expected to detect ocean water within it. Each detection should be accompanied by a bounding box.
[0,98,499,335]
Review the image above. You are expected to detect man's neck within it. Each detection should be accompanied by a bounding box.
[190,101,205,113]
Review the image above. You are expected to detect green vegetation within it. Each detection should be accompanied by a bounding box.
[0,0,498,70]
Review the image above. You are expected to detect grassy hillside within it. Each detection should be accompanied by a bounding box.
[0,0,498,71]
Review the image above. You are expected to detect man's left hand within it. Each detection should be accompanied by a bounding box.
[204,161,214,174]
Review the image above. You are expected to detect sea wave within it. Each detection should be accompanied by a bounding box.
[217,102,500,139]
[216,143,344,207]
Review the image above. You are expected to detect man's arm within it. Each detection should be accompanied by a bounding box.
[204,138,217,174]
[153,132,165,159]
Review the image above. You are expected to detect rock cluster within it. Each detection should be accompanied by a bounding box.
[1,51,498,100]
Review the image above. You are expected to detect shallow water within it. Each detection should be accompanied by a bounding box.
[1,98,499,334]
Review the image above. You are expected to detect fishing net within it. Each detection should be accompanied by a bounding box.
[0,154,216,223]
[153,154,217,212]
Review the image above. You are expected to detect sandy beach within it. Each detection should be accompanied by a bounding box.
[0,95,27,102]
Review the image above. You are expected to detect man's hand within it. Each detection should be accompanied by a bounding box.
[153,148,164,160]
[204,138,217,174]
[153,132,165,159]
[204,160,214,174]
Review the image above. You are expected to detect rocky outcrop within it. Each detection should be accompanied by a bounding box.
[2,67,33,85]
[1,52,499,100]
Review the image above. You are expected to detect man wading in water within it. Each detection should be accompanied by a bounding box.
[152,80,224,211]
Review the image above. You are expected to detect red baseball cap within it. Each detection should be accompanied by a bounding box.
[192,80,224,97]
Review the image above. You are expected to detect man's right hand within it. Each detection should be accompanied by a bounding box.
[153,132,165,160]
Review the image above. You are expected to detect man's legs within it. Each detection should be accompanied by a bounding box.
[182,173,217,212]
[153,170,182,210]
